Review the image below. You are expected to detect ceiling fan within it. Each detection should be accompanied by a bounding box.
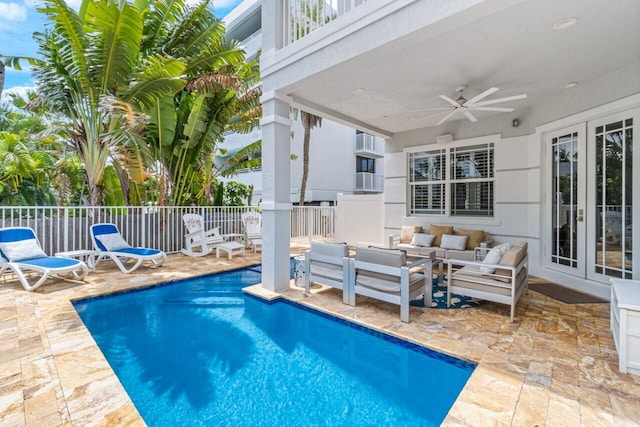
[410,85,527,125]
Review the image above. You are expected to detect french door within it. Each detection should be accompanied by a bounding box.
[547,124,586,277]
[547,108,639,283]
[587,109,639,282]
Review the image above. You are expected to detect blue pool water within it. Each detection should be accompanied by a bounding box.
[74,266,475,426]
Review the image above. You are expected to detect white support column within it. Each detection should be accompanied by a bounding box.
[260,91,292,291]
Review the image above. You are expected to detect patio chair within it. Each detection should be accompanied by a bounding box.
[0,227,89,291]
[241,211,262,244]
[90,223,167,274]
[181,213,227,257]
[304,241,351,303]
[348,247,429,323]
[447,242,528,322]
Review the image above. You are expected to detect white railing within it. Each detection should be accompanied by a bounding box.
[285,0,368,46]
[0,205,336,254]
[355,173,384,192]
[355,133,384,156]
[290,205,336,245]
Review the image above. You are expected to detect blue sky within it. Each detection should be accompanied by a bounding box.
[0,0,243,90]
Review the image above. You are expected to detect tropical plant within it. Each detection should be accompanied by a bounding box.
[223,181,251,206]
[2,0,260,206]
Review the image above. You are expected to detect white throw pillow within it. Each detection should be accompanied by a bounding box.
[480,243,512,273]
[410,233,436,247]
[440,234,468,250]
[96,233,131,251]
[0,239,47,261]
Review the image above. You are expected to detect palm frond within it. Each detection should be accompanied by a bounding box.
[84,0,143,94]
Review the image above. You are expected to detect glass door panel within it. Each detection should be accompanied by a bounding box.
[546,124,586,277]
[593,119,633,279]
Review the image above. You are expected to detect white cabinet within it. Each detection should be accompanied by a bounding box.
[610,279,640,376]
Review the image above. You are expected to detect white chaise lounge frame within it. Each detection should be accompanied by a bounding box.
[0,227,88,291]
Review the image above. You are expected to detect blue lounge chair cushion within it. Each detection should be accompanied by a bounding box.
[114,248,163,256]
[17,257,83,268]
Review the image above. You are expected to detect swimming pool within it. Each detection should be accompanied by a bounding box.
[74,266,475,426]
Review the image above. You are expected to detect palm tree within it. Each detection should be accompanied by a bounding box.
[298,111,322,206]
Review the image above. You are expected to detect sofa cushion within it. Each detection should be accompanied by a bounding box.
[444,249,476,261]
[494,242,528,280]
[310,240,349,258]
[400,225,422,244]
[409,233,435,247]
[309,241,349,276]
[356,247,406,286]
[480,243,511,273]
[429,225,454,247]
[356,272,424,294]
[440,234,468,250]
[457,229,486,250]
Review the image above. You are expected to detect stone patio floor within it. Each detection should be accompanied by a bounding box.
[1,249,639,426]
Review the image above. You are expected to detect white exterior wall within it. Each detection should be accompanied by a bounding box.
[222,0,384,205]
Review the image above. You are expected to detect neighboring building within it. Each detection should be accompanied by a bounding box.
[257,0,640,296]
[220,0,385,205]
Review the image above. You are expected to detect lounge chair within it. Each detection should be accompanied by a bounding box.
[447,242,528,322]
[304,241,351,303]
[241,211,262,245]
[90,223,167,274]
[0,227,88,291]
[181,213,227,257]
[348,247,429,323]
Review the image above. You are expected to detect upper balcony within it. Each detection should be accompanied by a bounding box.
[284,0,369,46]
[354,133,384,159]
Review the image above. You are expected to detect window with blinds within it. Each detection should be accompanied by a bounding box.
[409,143,494,217]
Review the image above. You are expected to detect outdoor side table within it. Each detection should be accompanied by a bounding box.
[54,249,97,272]
[216,242,245,259]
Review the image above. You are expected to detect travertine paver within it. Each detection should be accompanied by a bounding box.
[0,251,638,426]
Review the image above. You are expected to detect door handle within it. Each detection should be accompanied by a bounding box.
[576,208,584,222]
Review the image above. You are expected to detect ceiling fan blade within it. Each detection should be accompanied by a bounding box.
[473,94,527,107]
[439,95,461,107]
[463,87,499,106]
[413,109,455,121]
[407,107,452,113]
[462,110,478,123]
[435,110,458,125]
[472,107,514,112]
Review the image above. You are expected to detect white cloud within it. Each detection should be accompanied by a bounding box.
[22,0,36,8]
[0,2,28,21]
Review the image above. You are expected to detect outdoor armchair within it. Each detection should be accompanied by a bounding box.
[182,213,227,257]
[348,247,429,323]
[447,242,528,322]
[304,241,351,304]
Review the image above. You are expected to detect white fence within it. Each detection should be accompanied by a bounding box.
[0,205,336,255]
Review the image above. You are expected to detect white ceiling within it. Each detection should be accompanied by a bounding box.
[279,0,640,134]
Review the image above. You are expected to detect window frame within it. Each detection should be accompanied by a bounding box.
[407,140,496,218]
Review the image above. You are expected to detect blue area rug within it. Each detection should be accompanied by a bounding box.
[410,279,484,309]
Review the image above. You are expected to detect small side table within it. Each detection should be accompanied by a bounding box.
[216,242,245,259]
[55,250,97,271]
[611,279,640,376]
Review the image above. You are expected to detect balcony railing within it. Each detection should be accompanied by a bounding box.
[355,173,384,192]
[0,205,336,255]
[355,133,384,158]
[285,0,368,46]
